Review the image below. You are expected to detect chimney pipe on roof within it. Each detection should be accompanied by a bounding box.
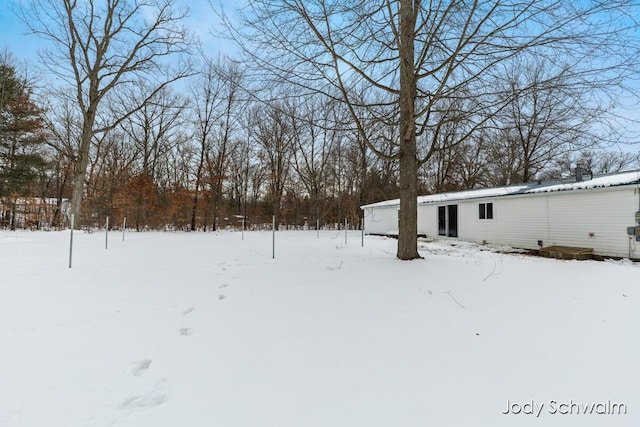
[576,162,583,182]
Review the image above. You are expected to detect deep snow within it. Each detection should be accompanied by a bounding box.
[1,229,638,426]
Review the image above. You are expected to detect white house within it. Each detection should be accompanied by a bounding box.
[361,170,640,259]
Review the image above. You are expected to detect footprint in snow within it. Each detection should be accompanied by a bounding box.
[179,327,193,336]
[219,284,229,289]
[119,380,168,411]
[119,393,167,410]
[326,261,343,271]
[131,359,152,376]
[218,294,226,301]
[181,306,195,316]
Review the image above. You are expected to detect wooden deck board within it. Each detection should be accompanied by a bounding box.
[539,246,594,260]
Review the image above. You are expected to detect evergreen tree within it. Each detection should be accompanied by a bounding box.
[0,57,47,229]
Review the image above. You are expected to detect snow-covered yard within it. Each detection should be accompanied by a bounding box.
[1,229,638,427]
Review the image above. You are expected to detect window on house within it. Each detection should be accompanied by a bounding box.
[438,205,458,237]
[479,202,493,220]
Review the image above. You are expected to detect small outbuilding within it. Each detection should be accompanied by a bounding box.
[361,170,640,259]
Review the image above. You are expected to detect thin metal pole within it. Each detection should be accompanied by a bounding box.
[122,217,126,241]
[69,214,74,268]
[344,217,348,244]
[317,219,319,239]
[361,218,364,247]
[272,215,276,259]
[242,217,245,240]
[105,216,109,250]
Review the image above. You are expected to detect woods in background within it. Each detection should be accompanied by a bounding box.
[2,1,640,234]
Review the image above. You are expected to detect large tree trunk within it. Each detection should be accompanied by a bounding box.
[71,139,91,230]
[70,168,84,229]
[71,110,98,230]
[396,0,420,260]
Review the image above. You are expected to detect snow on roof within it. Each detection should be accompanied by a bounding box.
[361,184,534,208]
[417,184,534,204]
[525,170,640,193]
[360,169,640,209]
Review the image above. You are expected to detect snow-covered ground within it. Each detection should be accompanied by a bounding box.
[1,229,638,427]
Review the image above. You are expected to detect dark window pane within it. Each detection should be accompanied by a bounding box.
[448,205,458,237]
[487,203,493,219]
[479,203,485,219]
[438,206,446,236]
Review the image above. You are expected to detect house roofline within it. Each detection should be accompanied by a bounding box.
[360,169,640,209]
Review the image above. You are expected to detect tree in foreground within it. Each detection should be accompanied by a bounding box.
[223,0,640,260]
[22,0,193,227]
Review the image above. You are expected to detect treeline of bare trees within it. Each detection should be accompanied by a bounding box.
[1,50,400,230]
[2,0,640,232]
[3,50,638,231]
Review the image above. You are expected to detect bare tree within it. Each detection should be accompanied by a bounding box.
[290,96,341,225]
[120,85,189,181]
[226,130,251,217]
[186,56,244,230]
[490,60,609,184]
[451,135,491,190]
[22,0,193,226]
[539,149,640,181]
[250,103,295,222]
[224,0,640,260]
[189,59,221,231]
[84,129,138,226]
[203,60,242,231]
[41,93,83,227]
[590,151,640,175]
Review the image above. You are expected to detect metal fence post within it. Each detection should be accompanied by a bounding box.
[344,218,348,244]
[68,214,74,268]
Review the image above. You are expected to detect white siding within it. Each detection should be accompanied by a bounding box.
[366,184,640,258]
[365,203,456,236]
[418,204,443,238]
[544,187,638,258]
[363,205,398,235]
[424,186,640,258]
[417,205,431,236]
[457,194,550,249]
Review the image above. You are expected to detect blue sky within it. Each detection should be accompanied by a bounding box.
[0,0,42,62]
[0,0,237,64]
[0,0,638,146]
